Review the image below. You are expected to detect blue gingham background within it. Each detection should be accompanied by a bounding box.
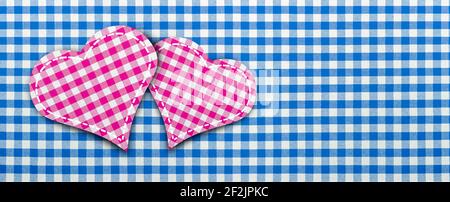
[1,0,450,182]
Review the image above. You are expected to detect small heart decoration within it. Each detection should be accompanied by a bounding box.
[29,26,157,150]
[151,37,257,148]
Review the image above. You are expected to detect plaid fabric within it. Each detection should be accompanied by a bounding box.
[1,0,450,182]
[29,25,157,150]
[151,37,256,148]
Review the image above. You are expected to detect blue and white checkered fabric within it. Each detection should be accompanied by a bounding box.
[1,0,450,182]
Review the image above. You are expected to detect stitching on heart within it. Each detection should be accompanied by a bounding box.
[33,28,155,142]
[151,38,256,146]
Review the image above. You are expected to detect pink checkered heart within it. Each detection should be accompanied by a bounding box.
[151,37,257,148]
[29,26,157,150]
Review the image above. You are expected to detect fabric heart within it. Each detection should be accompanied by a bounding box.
[151,37,257,148]
[29,26,157,150]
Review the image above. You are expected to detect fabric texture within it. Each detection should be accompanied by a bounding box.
[1,0,450,181]
[29,25,158,150]
[151,37,256,148]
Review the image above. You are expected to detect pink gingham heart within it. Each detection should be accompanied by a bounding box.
[29,26,157,150]
[151,37,257,148]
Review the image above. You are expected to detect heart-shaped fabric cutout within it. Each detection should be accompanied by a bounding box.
[151,37,257,148]
[29,26,157,150]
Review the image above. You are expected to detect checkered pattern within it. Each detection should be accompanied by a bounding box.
[151,37,256,148]
[29,25,158,150]
[1,0,450,182]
